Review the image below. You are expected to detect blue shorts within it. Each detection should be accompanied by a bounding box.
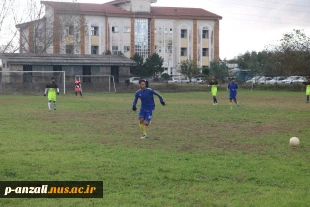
[229,93,237,100]
[139,109,153,123]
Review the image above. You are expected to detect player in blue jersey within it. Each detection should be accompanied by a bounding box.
[227,78,240,110]
[132,80,166,139]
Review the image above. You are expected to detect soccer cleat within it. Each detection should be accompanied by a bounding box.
[54,108,56,110]
[48,109,51,112]
[230,107,233,110]
[213,103,216,105]
[140,134,148,139]
[237,104,240,108]
[306,101,309,103]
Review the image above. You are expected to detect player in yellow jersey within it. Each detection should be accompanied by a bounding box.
[303,76,310,103]
[44,77,60,111]
[208,76,218,105]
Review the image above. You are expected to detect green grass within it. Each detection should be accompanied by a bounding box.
[0,90,309,207]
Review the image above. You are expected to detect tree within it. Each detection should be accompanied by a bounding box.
[130,53,147,76]
[144,53,164,77]
[266,29,310,76]
[161,73,170,82]
[177,60,201,80]
[209,61,228,83]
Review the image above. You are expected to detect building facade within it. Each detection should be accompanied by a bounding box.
[16,0,222,76]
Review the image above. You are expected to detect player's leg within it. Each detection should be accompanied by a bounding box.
[229,95,233,110]
[212,88,217,105]
[306,89,310,103]
[234,98,240,108]
[75,91,77,96]
[138,109,147,138]
[307,95,309,103]
[144,110,153,127]
[48,101,51,111]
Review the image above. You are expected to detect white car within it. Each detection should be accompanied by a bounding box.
[258,77,272,84]
[246,76,264,83]
[129,77,141,84]
[292,76,306,84]
[269,76,286,84]
[167,77,180,83]
[282,76,301,84]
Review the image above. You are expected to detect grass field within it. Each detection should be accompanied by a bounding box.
[0,90,309,207]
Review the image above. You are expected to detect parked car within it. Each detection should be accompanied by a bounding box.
[167,77,180,83]
[258,77,272,84]
[282,76,301,84]
[196,78,206,84]
[246,76,264,83]
[180,78,190,83]
[129,77,141,84]
[269,76,286,84]
[292,76,306,84]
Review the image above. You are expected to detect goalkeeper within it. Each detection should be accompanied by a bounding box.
[208,75,219,105]
[132,79,165,139]
[44,77,59,111]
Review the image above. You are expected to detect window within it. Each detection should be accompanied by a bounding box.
[181,29,187,38]
[68,25,74,35]
[170,28,173,34]
[91,46,99,54]
[202,48,209,56]
[112,46,118,51]
[168,46,172,53]
[202,30,209,39]
[91,26,99,36]
[35,46,43,53]
[181,48,187,56]
[112,26,119,33]
[134,18,150,58]
[124,26,130,33]
[154,28,157,33]
[66,45,74,54]
[124,46,130,52]
[165,28,168,34]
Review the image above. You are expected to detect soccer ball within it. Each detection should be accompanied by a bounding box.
[289,137,300,147]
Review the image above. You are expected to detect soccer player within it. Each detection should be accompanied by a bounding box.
[75,78,83,97]
[44,77,59,111]
[132,79,165,139]
[303,76,310,103]
[227,78,240,110]
[208,75,219,105]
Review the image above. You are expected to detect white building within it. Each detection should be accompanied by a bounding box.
[17,0,222,75]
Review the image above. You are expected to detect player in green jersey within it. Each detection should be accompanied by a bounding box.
[303,76,310,103]
[44,77,60,111]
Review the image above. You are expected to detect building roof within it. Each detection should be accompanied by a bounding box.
[16,17,46,29]
[0,53,137,66]
[41,1,222,20]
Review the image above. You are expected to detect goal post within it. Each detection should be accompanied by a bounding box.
[0,71,66,94]
[74,75,116,93]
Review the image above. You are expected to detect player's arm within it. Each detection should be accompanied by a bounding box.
[227,83,230,91]
[152,90,165,106]
[132,93,138,111]
[55,84,60,95]
[44,84,48,96]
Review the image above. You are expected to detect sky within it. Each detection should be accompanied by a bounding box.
[5,0,310,59]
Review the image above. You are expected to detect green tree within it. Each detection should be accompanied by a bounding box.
[161,73,171,82]
[130,53,147,76]
[144,53,164,77]
[209,61,228,83]
[177,60,201,80]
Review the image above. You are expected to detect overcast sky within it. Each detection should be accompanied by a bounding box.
[9,0,310,59]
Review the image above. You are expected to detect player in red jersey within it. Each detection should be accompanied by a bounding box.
[75,78,83,97]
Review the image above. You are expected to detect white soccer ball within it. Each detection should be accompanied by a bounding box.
[289,137,300,147]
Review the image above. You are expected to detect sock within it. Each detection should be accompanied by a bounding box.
[215,97,217,103]
[213,97,216,103]
[139,124,147,135]
[230,103,232,108]
[307,96,309,101]
[237,102,240,107]
[80,91,82,96]
[54,102,56,109]
[75,92,77,96]
[48,102,51,110]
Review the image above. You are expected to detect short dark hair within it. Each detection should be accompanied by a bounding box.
[139,79,146,84]
[51,77,55,80]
